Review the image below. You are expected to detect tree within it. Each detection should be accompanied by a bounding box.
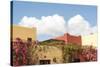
[63,43,82,63]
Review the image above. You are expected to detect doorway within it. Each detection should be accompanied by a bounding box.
[39,60,50,64]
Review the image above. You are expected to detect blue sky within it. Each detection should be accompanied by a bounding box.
[12,1,97,26]
[12,1,97,41]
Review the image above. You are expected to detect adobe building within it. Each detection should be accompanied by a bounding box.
[82,33,97,47]
[11,25,37,66]
[12,25,36,41]
[31,45,63,65]
[53,33,82,45]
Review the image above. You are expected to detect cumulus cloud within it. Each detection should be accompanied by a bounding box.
[19,14,66,36]
[67,15,97,36]
[18,14,97,39]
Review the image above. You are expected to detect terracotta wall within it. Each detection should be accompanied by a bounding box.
[66,33,82,45]
[54,33,82,45]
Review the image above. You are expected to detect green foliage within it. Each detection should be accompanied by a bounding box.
[63,43,82,63]
[39,39,65,45]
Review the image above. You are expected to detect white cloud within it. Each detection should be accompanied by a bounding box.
[18,14,97,38]
[67,15,97,36]
[19,14,66,36]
